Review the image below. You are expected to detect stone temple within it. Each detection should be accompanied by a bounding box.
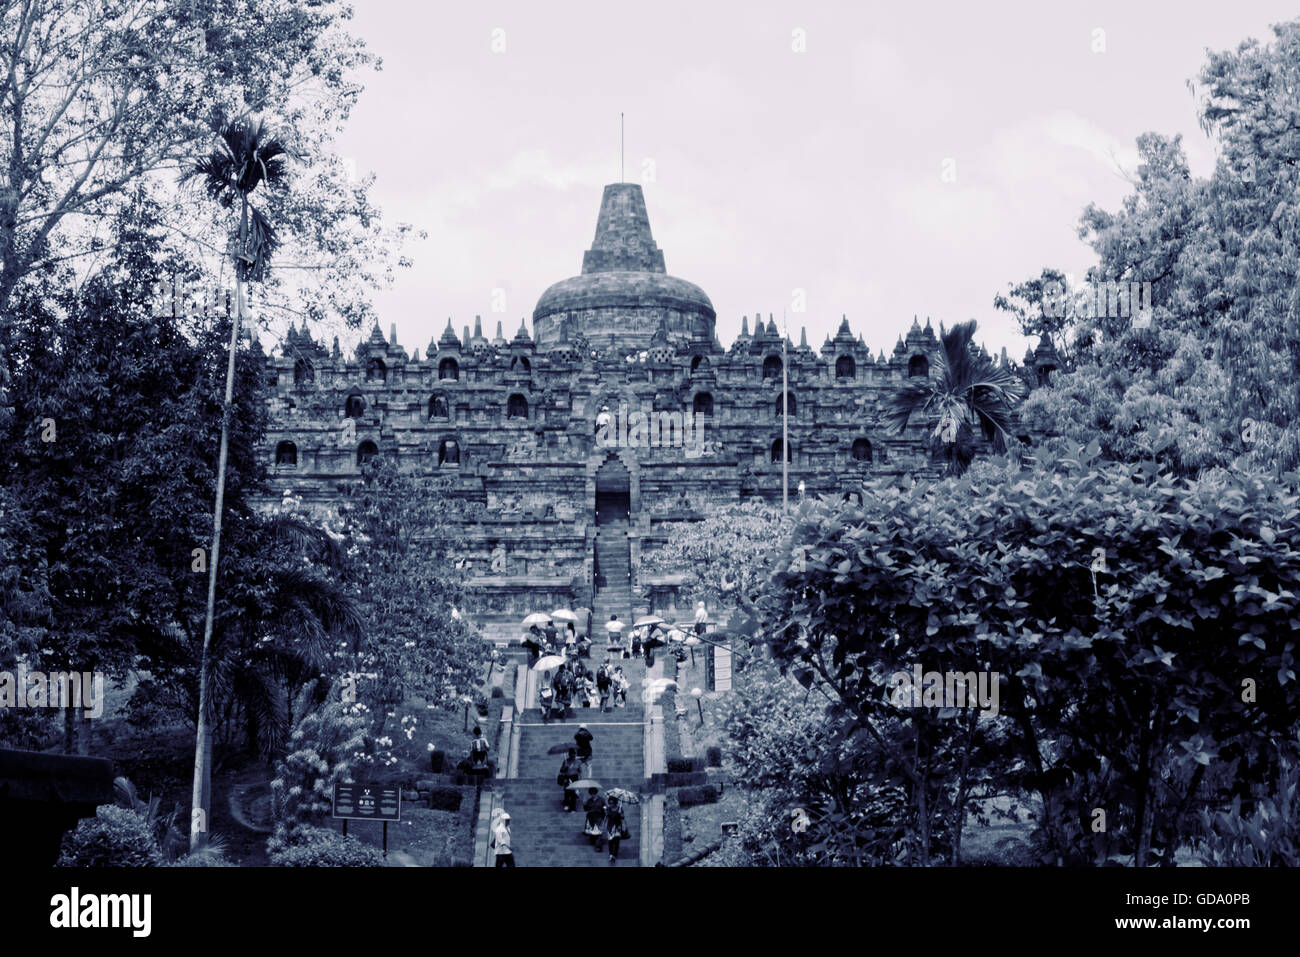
[257,183,1057,641]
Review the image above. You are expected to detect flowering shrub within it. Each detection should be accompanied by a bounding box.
[267,679,367,855]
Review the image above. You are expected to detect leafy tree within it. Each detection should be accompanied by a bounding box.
[640,499,790,615]
[1017,21,1300,475]
[326,460,486,737]
[739,445,1300,866]
[0,0,411,346]
[993,267,1087,371]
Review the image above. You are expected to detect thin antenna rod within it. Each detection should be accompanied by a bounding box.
[620,113,624,183]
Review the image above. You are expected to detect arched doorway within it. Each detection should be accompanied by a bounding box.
[595,456,630,525]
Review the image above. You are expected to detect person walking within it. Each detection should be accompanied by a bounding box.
[596,659,612,712]
[558,749,582,811]
[605,796,627,865]
[539,677,555,723]
[584,787,606,849]
[574,723,594,774]
[469,726,489,769]
[544,619,559,653]
[612,667,629,708]
[554,665,572,718]
[694,600,708,637]
[492,812,515,867]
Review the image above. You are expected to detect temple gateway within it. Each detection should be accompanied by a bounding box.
[257,183,1056,641]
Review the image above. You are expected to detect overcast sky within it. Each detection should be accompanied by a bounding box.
[331,1,1297,361]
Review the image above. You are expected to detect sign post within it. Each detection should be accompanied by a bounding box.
[332,783,401,857]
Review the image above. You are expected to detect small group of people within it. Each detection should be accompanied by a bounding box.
[582,790,629,864]
[541,657,629,720]
[522,617,590,664]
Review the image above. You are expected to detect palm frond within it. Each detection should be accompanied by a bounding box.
[884,380,936,434]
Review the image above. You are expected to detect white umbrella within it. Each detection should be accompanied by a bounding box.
[605,620,625,633]
[666,628,687,642]
[635,615,665,628]
[685,635,701,646]
[551,609,579,623]
[522,612,552,627]
[533,655,566,671]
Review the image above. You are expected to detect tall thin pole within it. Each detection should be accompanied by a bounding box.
[620,113,624,183]
[782,310,789,512]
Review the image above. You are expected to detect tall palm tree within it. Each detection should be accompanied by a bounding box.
[885,320,1026,477]
[183,116,289,850]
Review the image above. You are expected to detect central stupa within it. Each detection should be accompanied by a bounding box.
[532,183,716,352]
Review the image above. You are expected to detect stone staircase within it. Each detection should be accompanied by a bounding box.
[593,522,633,630]
[491,658,648,867]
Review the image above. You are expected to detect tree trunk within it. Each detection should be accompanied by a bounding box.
[63,705,76,754]
[950,707,977,865]
[1134,697,1164,867]
[190,197,247,851]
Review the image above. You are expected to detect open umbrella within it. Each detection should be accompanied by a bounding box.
[567,779,600,791]
[551,608,579,622]
[523,612,552,627]
[605,620,625,633]
[666,628,687,642]
[533,655,566,671]
[605,787,640,805]
[634,615,664,628]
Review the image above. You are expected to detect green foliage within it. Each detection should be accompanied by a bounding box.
[718,652,917,866]
[1016,20,1300,475]
[641,500,790,612]
[745,445,1300,865]
[267,680,367,855]
[0,0,414,332]
[169,845,236,867]
[885,320,1027,476]
[113,776,187,862]
[268,827,385,867]
[1197,756,1300,866]
[57,805,165,868]
[324,459,487,737]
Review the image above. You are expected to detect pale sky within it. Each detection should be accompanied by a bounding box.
[330,0,1297,361]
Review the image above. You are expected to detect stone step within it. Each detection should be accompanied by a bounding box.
[493,779,642,867]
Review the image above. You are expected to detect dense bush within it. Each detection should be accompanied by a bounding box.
[58,805,164,867]
[427,786,463,811]
[1197,759,1300,865]
[268,827,385,867]
[667,757,700,773]
[706,747,723,768]
[490,686,504,698]
[746,445,1300,865]
[677,784,720,807]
